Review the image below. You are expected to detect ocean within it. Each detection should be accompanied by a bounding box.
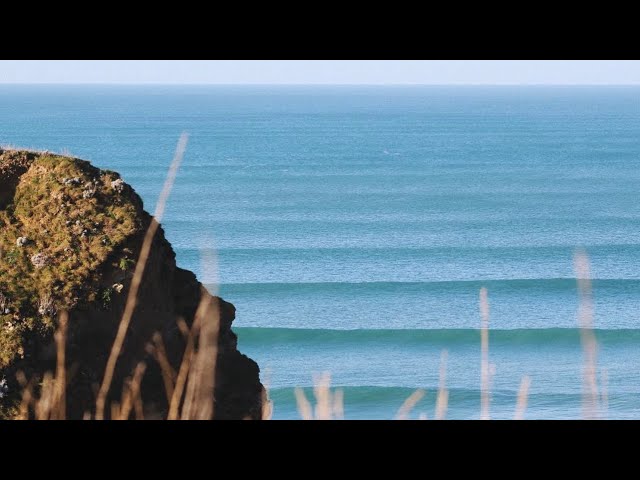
[1,85,639,419]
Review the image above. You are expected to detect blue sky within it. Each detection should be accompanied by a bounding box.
[1,60,639,84]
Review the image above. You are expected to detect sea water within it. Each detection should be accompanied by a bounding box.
[1,85,640,419]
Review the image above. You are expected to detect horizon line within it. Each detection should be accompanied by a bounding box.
[1,82,640,86]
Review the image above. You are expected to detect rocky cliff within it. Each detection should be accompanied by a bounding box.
[0,149,264,419]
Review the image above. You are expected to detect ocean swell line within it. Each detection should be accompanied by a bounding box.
[234,327,640,346]
[213,278,640,294]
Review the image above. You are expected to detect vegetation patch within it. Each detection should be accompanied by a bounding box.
[0,150,143,368]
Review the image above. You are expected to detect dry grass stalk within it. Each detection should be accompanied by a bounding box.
[260,368,274,420]
[313,372,333,420]
[479,287,490,420]
[149,333,176,401]
[181,293,219,420]
[514,376,531,420]
[118,386,132,420]
[180,307,207,419]
[134,391,144,420]
[295,387,313,420]
[600,368,608,420]
[16,371,33,420]
[176,317,190,340]
[111,402,120,420]
[17,311,71,420]
[52,311,68,420]
[395,389,425,420]
[261,389,274,420]
[574,249,599,419]
[168,319,196,420]
[119,361,147,420]
[35,372,54,420]
[179,243,221,420]
[95,133,188,420]
[294,373,343,420]
[435,350,449,420]
[332,388,344,420]
[198,240,219,297]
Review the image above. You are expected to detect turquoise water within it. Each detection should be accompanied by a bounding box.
[2,85,640,419]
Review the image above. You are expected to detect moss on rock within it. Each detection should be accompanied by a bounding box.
[0,150,143,370]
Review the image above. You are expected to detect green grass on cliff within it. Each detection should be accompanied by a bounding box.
[0,152,143,368]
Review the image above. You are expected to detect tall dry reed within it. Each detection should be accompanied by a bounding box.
[95,133,189,419]
[574,249,599,419]
[514,376,531,420]
[395,389,425,420]
[434,350,448,420]
[294,373,344,420]
[479,287,490,420]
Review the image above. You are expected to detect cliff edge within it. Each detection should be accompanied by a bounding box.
[0,149,264,419]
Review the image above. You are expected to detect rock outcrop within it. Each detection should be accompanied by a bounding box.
[0,149,264,419]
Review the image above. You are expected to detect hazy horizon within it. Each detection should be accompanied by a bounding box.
[2,60,640,85]
[2,83,640,87]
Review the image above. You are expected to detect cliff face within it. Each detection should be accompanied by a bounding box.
[0,149,264,419]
